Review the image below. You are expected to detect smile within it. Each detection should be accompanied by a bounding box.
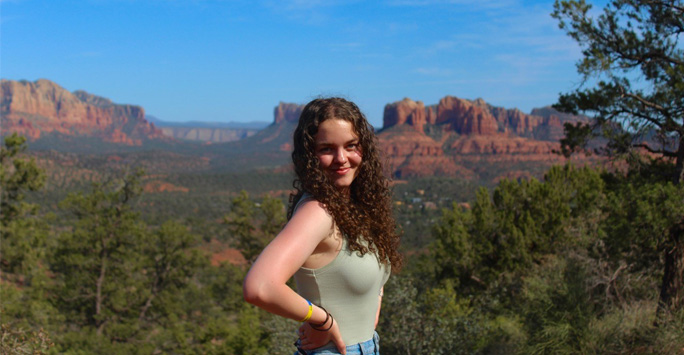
[334,167,350,175]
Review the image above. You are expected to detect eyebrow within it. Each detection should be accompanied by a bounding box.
[316,139,359,146]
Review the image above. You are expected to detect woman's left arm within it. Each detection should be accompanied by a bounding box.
[374,287,383,329]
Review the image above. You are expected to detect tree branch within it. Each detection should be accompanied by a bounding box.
[631,143,678,157]
[622,92,667,112]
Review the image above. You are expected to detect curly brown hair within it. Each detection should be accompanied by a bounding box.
[287,97,402,272]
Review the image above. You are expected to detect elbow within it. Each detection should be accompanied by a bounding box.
[242,274,269,306]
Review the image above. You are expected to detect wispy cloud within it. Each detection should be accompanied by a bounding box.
[420,3,579,58]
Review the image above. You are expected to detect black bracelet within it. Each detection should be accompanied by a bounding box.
[311,313,334,332]
[309,306,329,328]
[309,306,334,331]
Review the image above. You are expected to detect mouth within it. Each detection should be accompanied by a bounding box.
[333,167,350,175]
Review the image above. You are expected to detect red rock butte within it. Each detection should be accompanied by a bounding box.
[273,102,303,124]
[0,79,165,145]
[376,96,589,178]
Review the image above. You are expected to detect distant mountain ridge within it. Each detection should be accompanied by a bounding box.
[147,116,268,143]
[1,79,166,145]
[0,78,593,182]
[147,115,269,130]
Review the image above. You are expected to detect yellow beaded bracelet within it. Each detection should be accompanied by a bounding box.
[299,300,313,322]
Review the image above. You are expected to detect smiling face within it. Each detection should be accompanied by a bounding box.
[314,118,363,194]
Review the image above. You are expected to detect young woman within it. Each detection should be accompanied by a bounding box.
[243,97,402,354]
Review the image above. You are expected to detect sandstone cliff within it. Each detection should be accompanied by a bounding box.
[383,98,428,133]
[376,96,592,180]
[377,126,473,179]
[383,96,577,140]
[435,96,499,135]
[273,102,304,124]
[0,79,165,145]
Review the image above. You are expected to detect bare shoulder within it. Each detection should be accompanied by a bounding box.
[246,196,335,282]
[288,197,334,235]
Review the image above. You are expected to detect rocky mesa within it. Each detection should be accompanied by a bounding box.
[377,96,589,178]
[1,79,166,145]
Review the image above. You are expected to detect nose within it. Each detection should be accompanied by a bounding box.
[334,148,347,164]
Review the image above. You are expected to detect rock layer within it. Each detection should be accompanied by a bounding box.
[0,79,164,145]
[435,96,499,135]
[382,96,574,140]
[383,98,427,133]
[273,102,304,124]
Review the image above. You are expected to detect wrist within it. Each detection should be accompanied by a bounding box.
[307,305,328,325]
[309,305,334,332]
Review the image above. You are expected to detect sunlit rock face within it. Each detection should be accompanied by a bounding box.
[273,102,304,124]
[434,96,499,135]
[378,95,590,179]
[1,79,165,145]
[383,98,428,133]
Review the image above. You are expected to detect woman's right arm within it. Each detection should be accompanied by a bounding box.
[242,199,346,353]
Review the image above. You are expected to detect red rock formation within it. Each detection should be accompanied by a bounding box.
[374,96,589,179]
[273,102,304,124]
[436,96,499,135]
[426,105,437,124]
[211,248,247,266]
[0,79,165,145]
[377,127,469,178]
[488,106,543,135]
[450,136,559,155]
[143,180,190,193]
[530,106,586,141]
[383,98,427,133]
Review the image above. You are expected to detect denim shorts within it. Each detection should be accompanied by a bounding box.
[294,331,380,355]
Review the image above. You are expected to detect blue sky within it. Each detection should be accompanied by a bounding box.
[1,0,604,127]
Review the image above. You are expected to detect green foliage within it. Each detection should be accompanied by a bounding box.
[263,314,299,355]
[47,169,261,353]
[417,162,684,352]
[378,275,488,355]
[51,170,149,333]
[519,255,593,354]
[580,301,684,354]
[429,165,605,302]
[552,0,684,183]
[0,133,48,275]
[0,134,46,220]
[0,323,54,355]
[0,134,58,355]
[225,190,286,263]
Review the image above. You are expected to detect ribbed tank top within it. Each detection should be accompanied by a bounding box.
[293,195,390,348]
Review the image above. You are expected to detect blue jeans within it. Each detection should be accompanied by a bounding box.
[294,331,380,355]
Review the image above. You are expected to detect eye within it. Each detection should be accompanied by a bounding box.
[318,147,332,153]
[346,143,358,150]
